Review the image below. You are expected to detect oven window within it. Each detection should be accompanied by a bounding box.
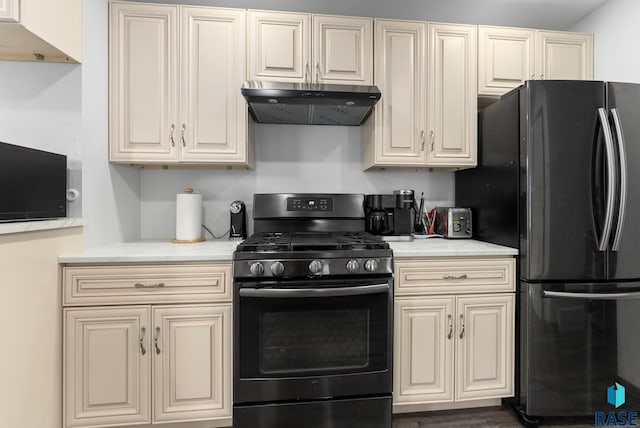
[237,285,389,378]
[261,308,369,373]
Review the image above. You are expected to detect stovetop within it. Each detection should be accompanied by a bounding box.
[236,231,389,253]
[233,231,393,279]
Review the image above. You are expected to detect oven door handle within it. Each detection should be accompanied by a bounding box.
[542,290,640,300]
[238,283,390,298]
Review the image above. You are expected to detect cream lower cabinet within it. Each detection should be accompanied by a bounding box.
[109,2,251,167]
[479,25,593,97]
[62,262,232,428]
[393,257,515,411]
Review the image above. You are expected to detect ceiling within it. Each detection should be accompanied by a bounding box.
[133,0,610,30]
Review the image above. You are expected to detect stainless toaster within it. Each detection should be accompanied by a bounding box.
[434,207,472,238]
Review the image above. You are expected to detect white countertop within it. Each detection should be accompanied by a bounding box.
[59,240,241,263]
[0,218,84,235]
[388,237,517,258]
[59,237,516,264]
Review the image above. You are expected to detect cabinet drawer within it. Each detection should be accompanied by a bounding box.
[63,263,232,305]
[394,258,515,295]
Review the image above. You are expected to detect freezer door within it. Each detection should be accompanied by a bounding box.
[607,82,640,279]
[523,281,640,416]
[521,80,607,281]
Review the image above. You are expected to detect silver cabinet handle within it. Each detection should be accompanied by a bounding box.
[315,62,321,82]
[443,274,467,280]
[447,314,453,340]
[611,108,627,252]
[154,326,161,355]
[540,74,544,80]
[139,327,146,355]
[304,62,310,83]
[181,123,186,147]
[420,130,425,151]
[170,124,175,147]
[531,74,535,79]
[429,130,435,151]
[597,107,617,251]
[459,314,465,339]
[134,282,165,288]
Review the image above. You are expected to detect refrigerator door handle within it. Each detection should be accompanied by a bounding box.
[610,108,627,252]
[597,108,617,252]
[543,290,640,300]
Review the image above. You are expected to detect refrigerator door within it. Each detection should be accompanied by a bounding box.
[521,80,607,281]
[606,82,640,279]
[523,281,640,416]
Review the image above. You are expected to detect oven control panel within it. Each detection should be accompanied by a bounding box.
[287,197,333,212]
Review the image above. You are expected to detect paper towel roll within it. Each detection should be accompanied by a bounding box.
[174,189,204,243]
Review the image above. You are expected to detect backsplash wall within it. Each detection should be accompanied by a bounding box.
[141,124,453,240]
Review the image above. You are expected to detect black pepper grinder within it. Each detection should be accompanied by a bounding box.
[229,201,246,240]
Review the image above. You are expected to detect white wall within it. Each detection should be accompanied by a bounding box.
[571,0,640,82]
[141,125,453,239]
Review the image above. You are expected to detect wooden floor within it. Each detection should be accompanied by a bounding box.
[392,406,594,427]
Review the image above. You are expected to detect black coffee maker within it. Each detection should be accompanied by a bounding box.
[365,190,415,235]
[229,200,247,240]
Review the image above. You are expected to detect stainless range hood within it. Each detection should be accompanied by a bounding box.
[241,81,381,126]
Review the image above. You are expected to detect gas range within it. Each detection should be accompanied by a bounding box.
[233,231,393,278]
[233,193,394,428]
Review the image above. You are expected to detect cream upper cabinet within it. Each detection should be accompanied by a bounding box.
[537,30,593,81]
[110,2,178,163]
[363,19,427,168]
[478,26,535,96]
[248,10,372,85]
[427,23,477,169]
[0,0,81,62]
[248,10,309,82]
[109,2,252,167]
[0,0,18,22]
[393,257,515,411]
[479,26,593,96]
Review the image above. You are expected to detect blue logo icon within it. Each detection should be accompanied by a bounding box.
[608,383,626,409]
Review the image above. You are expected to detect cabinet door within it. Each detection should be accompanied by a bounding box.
[455,294,514,401]
[312,15,372,85]
[478,26,535,96]
[180,7,249,165]
[394,297,454,406]
[0,0,18,22]
[364,19,426,168]
[153,304,232,423]
[109,2,179,163]
[537,30,593,81]
[427,23,477,169]
[64,307,151,427]
[248,10,310,82]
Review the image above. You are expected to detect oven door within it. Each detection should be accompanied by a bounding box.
[234,278,393,404]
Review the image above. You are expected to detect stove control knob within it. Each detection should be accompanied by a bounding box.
[364,259,378,272]
[249,262,265,276]
[270,261,285,276]
[309,259,323,275]
[346,259,360,273]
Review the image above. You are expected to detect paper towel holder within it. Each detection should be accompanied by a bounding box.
[172,188,205,244]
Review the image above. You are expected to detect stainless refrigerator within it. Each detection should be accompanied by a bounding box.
[456,80,640,419]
